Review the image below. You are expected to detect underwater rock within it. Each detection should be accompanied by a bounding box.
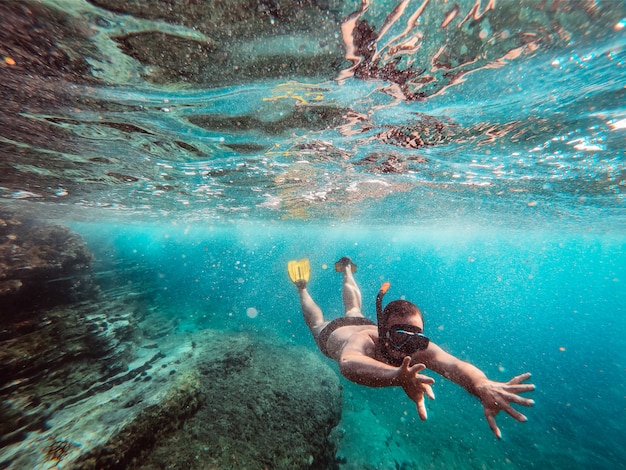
[0,210,140,450]
[1,329,342,469]
[0,208,96,318]
[124,332,343,470]
[0,294,142,448]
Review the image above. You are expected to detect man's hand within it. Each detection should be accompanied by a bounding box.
[394,356,436,420]
[475,372,535,439]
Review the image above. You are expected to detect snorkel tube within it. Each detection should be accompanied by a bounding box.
[376,282,430,365]
[376,281,391,339]
[377,281,403,365]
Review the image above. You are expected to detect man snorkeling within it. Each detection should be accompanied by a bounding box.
[287,256,534,439]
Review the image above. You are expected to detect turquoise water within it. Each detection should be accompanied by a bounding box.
[2,0,626,468]
[76,221,626,468]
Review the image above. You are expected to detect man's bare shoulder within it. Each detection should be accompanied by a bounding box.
[326,324,377,360]
[340,326,378,356]
[338,323,377,340]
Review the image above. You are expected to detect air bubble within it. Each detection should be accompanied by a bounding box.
[246,307,258,318]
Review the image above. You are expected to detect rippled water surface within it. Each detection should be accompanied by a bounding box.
[1,1,626,469]
[2,0,625,227]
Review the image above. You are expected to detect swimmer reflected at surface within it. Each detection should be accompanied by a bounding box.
[288,257,535,439]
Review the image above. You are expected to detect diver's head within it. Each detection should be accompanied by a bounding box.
[382,299,424,326]
[376,284,429,364]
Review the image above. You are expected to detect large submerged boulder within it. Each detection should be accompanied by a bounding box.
[88,332,343,470]
[0,209,136,449]
[0,210,342,468]
[0,208,96,318]
[3,330,343,470]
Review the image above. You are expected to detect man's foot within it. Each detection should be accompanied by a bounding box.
[335,256,357,273]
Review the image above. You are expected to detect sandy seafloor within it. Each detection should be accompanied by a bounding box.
[69,220,626,469]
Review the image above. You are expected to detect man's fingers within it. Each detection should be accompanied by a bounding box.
[477,374,534,438]
[405,361,435,384]
[416,393,428,420]
[408,361,426,373]
[508,372,532,384]
[424,383,435,400]
[503,405,528,423]
[407,362,434,385]
[501,390,535,407]
[505,383,535,394]
[485,413,502,439]
[415,375,435,385]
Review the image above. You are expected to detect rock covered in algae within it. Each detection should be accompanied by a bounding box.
[0,208,100,401]
[0,208,137,450]
[0,211,341,468]
[0,207,96,318]
[71,330,342,470]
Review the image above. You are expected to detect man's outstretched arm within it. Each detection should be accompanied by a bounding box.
[339,334,435,419]
[418,343,535,438]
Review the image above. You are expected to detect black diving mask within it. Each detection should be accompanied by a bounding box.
[385,324,430,353]
[376,282,430,357]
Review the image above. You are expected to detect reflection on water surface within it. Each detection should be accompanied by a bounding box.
[1,0,624,227]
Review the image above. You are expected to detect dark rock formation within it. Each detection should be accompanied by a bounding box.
[76,331,341,470]
[0,212,342,470]
[0,298,138,449]
[2,329,343,470]
[130,336,343,470]
[0,208,96,319]
[0,209,135,449]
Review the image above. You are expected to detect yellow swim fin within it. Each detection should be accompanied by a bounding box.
[288,258,310,287]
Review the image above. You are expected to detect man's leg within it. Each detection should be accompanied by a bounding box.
[298,286,328,339]
[340,260,364,318]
